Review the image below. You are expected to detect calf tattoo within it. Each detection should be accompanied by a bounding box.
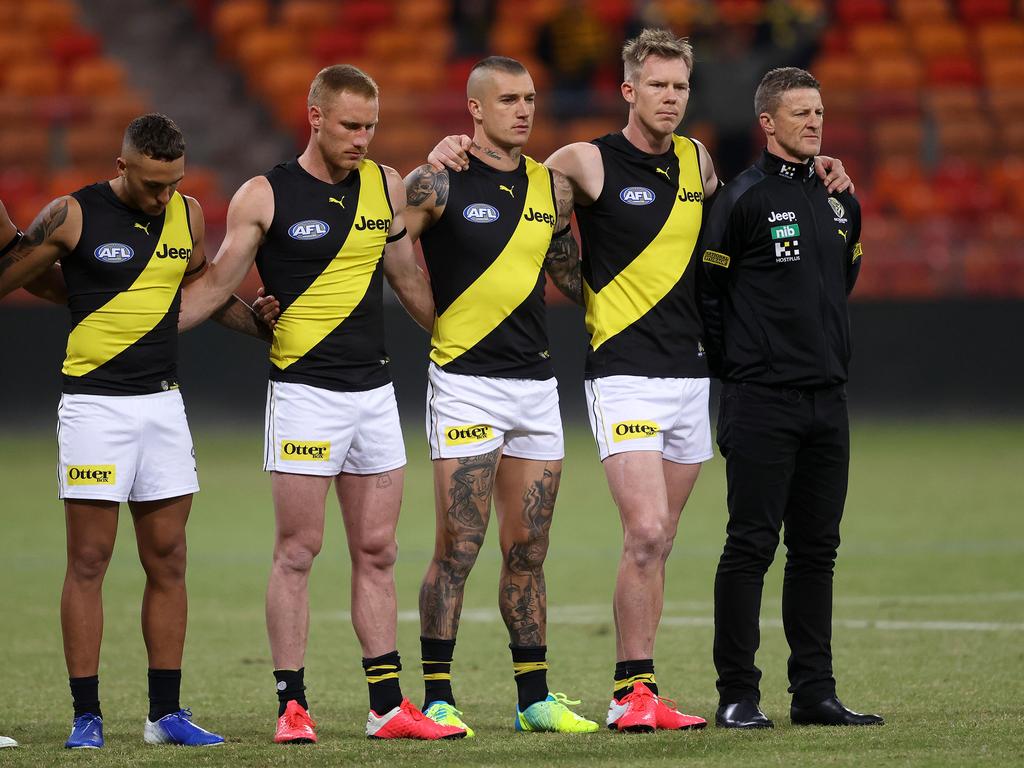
[500,466,560,646]
[419,448,501,638]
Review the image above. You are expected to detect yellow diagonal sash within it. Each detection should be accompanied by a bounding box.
[271,162,389,370]
[584,137,702,351]
[63,194,190,378]
[430,158,554,367]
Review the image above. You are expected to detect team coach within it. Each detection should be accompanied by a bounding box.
[699,67,883,729]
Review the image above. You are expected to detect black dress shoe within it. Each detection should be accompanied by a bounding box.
[715,700,774,729]
[791,696,884,726]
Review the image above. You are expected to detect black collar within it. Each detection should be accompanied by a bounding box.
[756,150,814,182]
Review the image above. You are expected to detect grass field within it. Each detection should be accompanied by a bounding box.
[0,421,1022,766]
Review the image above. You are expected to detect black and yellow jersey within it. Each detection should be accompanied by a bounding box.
[421,153,556,379]
[62,183,193,395]
[256,159,394,392]
[575,132,709,379]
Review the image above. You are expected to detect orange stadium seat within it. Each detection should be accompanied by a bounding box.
[895,0,950,23]
[0,170,43,206]
[1000,121,1024,157]
[396,0,448,27]
[975,22,1024,57]
[236,27,303,82]
[69,58,127,99]
[176,166,222,203]
[0,94,36,128]
[21,0,78,41]
[849,23,909,58]
[936,117,995,162]
[0,32,45,71]
[927,86,982,116]
[813,54,862,114]
[985,56,1024,89]
[212,0,270,58]
[0,2,19,28]
[871,117,923,161]
[491,24,535,58]
[2,61,62,98]
[64,123,125,167]
[279,0,338,38]
[47,168,108,199]
[988,87,1024,119]
[864,55,923,112]
[88,91,151,129]
[911,22,971,59]
[0,129,50,175]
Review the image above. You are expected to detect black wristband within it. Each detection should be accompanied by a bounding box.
[184,257,207,277]
[386,227,407,243]
[0,230,23,258]
[553,224,571,239]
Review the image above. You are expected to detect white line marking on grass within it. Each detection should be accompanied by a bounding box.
[388,608,1024,632]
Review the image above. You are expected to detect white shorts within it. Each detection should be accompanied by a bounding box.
[57,390,200,502]
[585,375,713,464]
[264,381,406,476]
[426,363,563,461]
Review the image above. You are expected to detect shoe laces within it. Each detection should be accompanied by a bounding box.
[399,700,425,721]
[431,702,465,719]
[285,705,316,729]
[74,713,101,726]
[621,686,656,705]
[548,692,588,719]
[169,708,193,722]
[657,695,678,710]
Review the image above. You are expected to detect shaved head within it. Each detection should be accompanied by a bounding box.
[467,56,528,98]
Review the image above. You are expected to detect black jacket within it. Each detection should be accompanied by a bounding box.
[699,150,862,388]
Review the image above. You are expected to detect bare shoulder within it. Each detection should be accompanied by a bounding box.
[380,164,406,201]
[31,195,81,244]
[405,163,450,208]
[545,141,598,174]
[228,175,274,225]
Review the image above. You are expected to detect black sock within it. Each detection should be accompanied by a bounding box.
[70,675,101,718]
[613,659,657,701]
[148,668,181,722]
[421,636,456,710]
[363,651,403,715]
[511,645,548,711]
[273,668,308,717]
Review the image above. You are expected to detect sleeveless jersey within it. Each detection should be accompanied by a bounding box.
[575,132,709,379]
[256,159,393,392]
[62,183,193,395]
[421,154,556,379]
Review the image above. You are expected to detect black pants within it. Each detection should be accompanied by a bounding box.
[713,381,849,708]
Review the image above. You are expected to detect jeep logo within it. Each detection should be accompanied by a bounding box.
[288,220,330,240]
[463,204,500,223]
[767,210,796,223]
[155,243,192,260]
[354,215,392,231]
[280,441,331,461]
[619,187,655,206]
[67,464,116,485]
[444,424,494,446]
[94,243,134,263]
[677,188,703,203]
[612,421,660,442]
[523,207,554,225]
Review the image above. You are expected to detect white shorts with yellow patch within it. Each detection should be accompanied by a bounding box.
[57,390,199,502]
[264,380,406,476]
[585,375,713,464]
[426,363,563,461]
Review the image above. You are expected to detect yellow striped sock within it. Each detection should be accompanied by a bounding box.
[513,661,550,677]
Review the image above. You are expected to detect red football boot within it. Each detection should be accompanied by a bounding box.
[274,700,317,744]
[365,698,466,740]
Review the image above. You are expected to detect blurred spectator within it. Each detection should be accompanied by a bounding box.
[623,0,671,42]
[451,0,496,58]
[536,0,610,120]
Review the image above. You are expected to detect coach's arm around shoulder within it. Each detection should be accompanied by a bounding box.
[179,180,273,341]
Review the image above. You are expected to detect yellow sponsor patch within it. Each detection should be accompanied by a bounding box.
[612,421,660,442]
[444,424,494,446]
[852,242,863,262]
[280,441,331,461]
[702,249,730,268]
[67,465,116,485]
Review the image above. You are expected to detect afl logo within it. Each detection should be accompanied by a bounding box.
[288,220,330,240]
[463,203,500,223]
[620,187,655,206]
[94,243,134,263]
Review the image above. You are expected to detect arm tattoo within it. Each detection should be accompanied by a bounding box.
[543,172,583,305]
[406,164,450,207]
[419,447,501,638]
[0,199,68,280]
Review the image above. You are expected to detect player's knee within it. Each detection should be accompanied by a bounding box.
[623,521,671,569]
[140,538,187,583]
[503,533,548,573]
[353,535,398,572]
[275,535,321,575]
[436,539,482,580]
[67,545,113,582]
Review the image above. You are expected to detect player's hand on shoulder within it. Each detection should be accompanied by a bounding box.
[252,286,280,328]
[814,155,854,195]
[427,135,472,172]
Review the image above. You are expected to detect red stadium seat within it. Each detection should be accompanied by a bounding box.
[278,0,338,38]
[311,29,364,65]
[896,0,950,23]
[925,57,982,86]
[958,0,1013,25]
[835,0,888,25]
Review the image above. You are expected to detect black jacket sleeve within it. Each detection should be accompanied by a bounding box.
[844,194,862,295]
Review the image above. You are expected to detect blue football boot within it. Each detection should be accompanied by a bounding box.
[65,713,103,749]
[143,708,224,746]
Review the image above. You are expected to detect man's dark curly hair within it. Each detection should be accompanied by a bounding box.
[123,113,185,161]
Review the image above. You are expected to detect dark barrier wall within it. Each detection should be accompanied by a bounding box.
[1,301,1022,427]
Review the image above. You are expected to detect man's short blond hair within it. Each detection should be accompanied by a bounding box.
[622,28,694,82]
[308,64,378,108]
